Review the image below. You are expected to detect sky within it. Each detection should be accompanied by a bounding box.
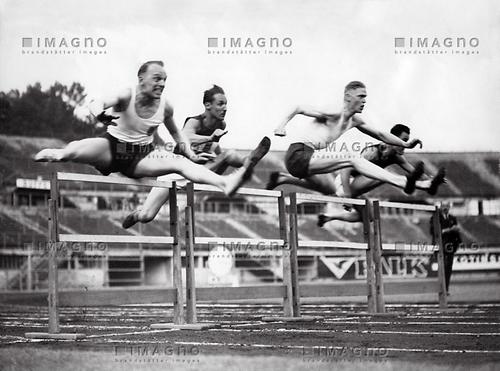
[0,0,499,152]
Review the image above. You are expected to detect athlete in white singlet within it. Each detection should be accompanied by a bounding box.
[273,81,445,197]
[34,61,270,196]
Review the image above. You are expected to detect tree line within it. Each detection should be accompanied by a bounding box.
[0,82,101,141]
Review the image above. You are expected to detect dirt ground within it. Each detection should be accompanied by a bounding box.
[1,302,499,370]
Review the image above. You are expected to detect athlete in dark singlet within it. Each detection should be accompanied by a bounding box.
[317,124,439,225]
[174,86,245,174]
[122,85,246,229]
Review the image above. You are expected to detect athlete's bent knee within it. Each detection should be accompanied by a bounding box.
[225,149,244,166]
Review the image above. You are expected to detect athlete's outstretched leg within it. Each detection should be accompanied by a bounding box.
[318,210,362,226]
[266,172,337,194]
[132,137,270,196]
[307,155,424,194]
[34,138,112,169]
[122,187,169,229]
[209,149,245,174]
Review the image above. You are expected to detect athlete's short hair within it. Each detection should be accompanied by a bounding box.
[344,81,366,94]
[203,85,225,104]
[137,61,164,77]
[390,124,410,138]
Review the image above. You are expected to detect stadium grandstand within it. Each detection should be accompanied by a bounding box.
[0,134,499,291]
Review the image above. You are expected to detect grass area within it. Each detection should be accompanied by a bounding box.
[0,347,497,371]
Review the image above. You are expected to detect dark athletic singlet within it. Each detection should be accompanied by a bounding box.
[350,144,401,176]
[175,114,225,154]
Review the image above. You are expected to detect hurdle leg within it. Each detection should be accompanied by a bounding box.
[48,199,59,333]
[169,186,184,325]
[152,184,192,329]
[433,207,448,309]
[185,206,197,323]
[362,200,377,314]
[26,173,85,340]
[278,192,293,317]
[372,201,386,313]
[184,206,219,329]
[288,193,301,316]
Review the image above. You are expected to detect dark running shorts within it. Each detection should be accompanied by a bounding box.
[96,133,154,178]
[285,142,314,178]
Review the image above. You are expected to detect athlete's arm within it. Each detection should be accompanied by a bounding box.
[88,88,131,125]
[397,156,431,179]
[164,105,214,164]
[153,130,166,147]
[183,119,228,144]
[396,156,415,174]
[274,106,330,136]
[183,119,213,144]
[355,119,423,149]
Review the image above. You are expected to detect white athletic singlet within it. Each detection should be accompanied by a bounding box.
[107,87,167,145]
[289,114,354,150]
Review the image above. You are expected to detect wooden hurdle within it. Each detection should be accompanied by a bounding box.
[176,182,320,324]
[26,172,181,339]
[24,171,449,339]
[291,192,379,313]
[371,200,448,311]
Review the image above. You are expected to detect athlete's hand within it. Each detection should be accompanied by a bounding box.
[96,111,119,126]
[274,127,287,137]
[406,138,423,149]
[211,129,228,141]
[189,152,216,164]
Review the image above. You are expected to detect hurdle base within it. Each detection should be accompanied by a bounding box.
[25,332,86,340]
[260,315,322,322]
[151,323,220,330]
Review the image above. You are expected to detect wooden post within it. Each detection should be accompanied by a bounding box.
[186,182,195,231]
[48,172,60,333]
[288,193,301,317]
[5,269,9,291]
[139,245,145,285]
[278,192,293,317]
[361,200,376,313]
[433,207,448,309]
[169,184,184,325]
[19,266,23,291]
[185,206,197,324]
[103,250,109,287]
[372,200,386,313]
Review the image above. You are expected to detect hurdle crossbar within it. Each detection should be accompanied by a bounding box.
[195,237,284,246]
[378,200,435,212]
[59,234,175,244]
[183,183,282,197]
[295,192,366,205]
[381,243,438,254]
[56,172,173,188]
[298,240,367,249]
